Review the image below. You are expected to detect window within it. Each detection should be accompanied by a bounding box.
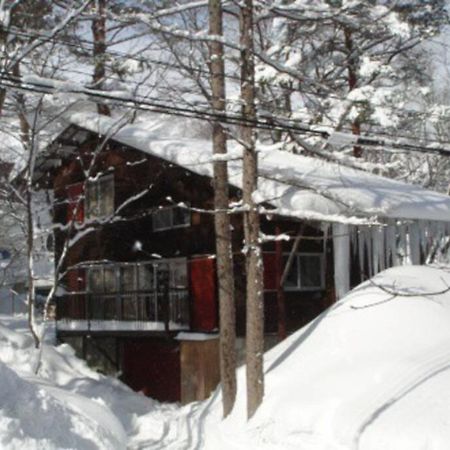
[67,182,84,224]
[85,174,114,219]
[88,266,117,320]
[152,206,190,231]
[0,249,10,260]
[86,259,188,321]
[283,253,324,291]
[169,258,188,288]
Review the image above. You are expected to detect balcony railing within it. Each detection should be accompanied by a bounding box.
[56,289,190,332]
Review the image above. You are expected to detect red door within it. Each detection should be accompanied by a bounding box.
[189,257,217,331]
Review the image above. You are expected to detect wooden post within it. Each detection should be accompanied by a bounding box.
[281,224,305,287]
[157,268,170,333]
[275,226,286,341]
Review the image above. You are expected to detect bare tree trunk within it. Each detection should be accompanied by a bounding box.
[25,186,40,349]
[208,0,237,418]
[0,25,8,117]
[344,27,362,158]
[92,0,110,116]
[11,61,38,347]
[12,63,30,145]
[240,0,264,419]
[0,89,6,117]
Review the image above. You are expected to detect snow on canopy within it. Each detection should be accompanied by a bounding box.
[63,111,450,224]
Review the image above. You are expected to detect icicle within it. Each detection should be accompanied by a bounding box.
[363,227,372,277]
[418,220,428,260]
[333,223,350,300]
[433,221,445,263]
[409,221,421,265]
[357,226,365,277]
[350,226,359,258]
[379,226,386,271]
[397,222,407,265]
[386,220,397,267]
[426,221,438,264]
[371,226,385,275]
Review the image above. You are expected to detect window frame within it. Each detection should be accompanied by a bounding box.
[152,205,191,232]
[85,173,115,220]
[283,252,325,292]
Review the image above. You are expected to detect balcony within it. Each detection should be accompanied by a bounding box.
[56,290,190,333]
[56,257,218,334]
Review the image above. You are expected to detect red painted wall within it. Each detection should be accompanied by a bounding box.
[189,257,218,331]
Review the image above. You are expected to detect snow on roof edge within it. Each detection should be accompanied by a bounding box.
[63,111,450,225]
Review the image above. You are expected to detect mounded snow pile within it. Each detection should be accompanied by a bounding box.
[175,265,450,450]
[0,360,124,450]
[3,266,450,449]
[0,319,133,449]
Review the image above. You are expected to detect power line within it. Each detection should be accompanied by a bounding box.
[0,73,326,136]
[3,72,450,158]
[14,57,450,150]
[8,26,450,129]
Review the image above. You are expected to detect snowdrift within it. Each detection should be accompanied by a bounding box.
[0,360,125,450]
[2,265,450,449]
[0,319,129,450]
[190,265,450,450]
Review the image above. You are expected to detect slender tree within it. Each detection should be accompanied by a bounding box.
[92,0,111,115]
[208,0,237,418]
[240,0,264,419]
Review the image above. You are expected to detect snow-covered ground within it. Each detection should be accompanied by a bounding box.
[2,265,450,449]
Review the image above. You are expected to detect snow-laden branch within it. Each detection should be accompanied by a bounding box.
[4,0,92,72]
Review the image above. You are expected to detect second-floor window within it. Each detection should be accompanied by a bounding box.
[85,174,114,219]
[152,205,190,231]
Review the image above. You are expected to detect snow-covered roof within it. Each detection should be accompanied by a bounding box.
[63,111,450,224]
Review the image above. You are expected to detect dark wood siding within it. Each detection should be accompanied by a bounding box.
[122,338,181,402]
[52,130,334,335]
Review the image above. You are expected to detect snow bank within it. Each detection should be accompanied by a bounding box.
[0,318,131,449]
[0,360,124,450]
[150,265,450,450]
[3,266,450,449]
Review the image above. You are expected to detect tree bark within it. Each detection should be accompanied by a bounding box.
[240,0,264,419]
[208,0,237,418]
[26,184,40,349]
[92,0,110,116]
[344,27,362,158]
[11,60,37,346]
[12,63,30,146]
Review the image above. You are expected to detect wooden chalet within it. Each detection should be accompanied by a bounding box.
[35,112,450,404]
